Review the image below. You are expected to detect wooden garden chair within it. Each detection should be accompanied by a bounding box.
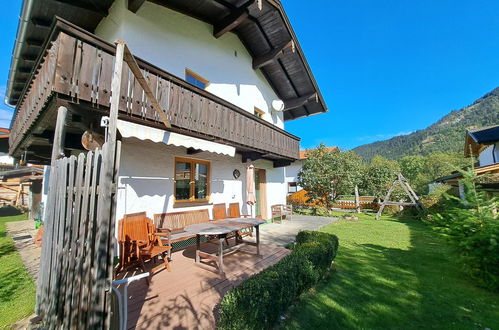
[212,203,227,220]
[118,212,171,278]
[227,202,253,239]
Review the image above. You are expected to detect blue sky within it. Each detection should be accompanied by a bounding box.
[1,0,499,150]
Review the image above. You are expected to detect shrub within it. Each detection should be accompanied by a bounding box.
[427,168,499,291]
[219,231,339,330]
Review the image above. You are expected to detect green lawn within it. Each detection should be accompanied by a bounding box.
[284,212,499,329]
[0,208,36,329]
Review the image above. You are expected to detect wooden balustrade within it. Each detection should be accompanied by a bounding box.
[9,19,300,160]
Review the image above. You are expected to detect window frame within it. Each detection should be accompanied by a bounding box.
[185,68,209,89]
[254,107,265,119]
[174,157,211,204]
[288,182,298,193]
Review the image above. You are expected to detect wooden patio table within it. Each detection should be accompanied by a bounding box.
[185,218,265,274]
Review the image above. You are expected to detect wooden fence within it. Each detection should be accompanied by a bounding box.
[287,190,379,210]
[37,142,120,328]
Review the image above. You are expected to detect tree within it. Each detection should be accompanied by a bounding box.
[298,144,362,210]
[360,156,400,199]
[399,153,468,194]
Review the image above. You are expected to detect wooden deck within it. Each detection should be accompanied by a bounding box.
[116,241,290,329]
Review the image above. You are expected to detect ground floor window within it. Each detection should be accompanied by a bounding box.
[174,157,210,202]
[288,182,298,193]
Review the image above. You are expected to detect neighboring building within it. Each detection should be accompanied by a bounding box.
[433,125,499,196]
[0,128,15,170]
[464,125,499,167]
[6,0,328,220]
[285,147,338,194]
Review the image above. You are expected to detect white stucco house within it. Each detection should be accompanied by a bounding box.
[6,0,328,221]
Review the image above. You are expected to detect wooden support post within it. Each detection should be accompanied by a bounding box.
[354,185,360,214]
[121,42,171,128]
[51,106,68,164]
[90,40,124,329]
[376,179,397,220]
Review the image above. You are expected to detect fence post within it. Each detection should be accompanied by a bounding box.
[354,185,360,214]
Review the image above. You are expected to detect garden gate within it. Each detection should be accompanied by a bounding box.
[36,140,121,328]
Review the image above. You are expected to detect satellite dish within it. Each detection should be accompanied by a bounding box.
[272,99,285,112]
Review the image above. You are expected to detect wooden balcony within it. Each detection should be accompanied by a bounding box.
[9,18,300,163]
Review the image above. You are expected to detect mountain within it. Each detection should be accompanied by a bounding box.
[352,87,499,160]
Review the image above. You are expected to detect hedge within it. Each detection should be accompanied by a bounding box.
[218,231,339,330]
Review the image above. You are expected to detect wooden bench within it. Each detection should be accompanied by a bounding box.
[154,209,211,257]
[271,204,293,222]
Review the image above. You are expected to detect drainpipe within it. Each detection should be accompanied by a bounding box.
[5,0,35,112]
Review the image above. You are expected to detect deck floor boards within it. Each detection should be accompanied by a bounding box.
[116,240,290,329]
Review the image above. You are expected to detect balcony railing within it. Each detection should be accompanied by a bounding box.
[10,18,300,160]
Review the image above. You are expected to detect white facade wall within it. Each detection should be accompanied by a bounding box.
[116,138,286,220]
[285,160,304,193]
[478,142,499,166]
[95,0,284,128]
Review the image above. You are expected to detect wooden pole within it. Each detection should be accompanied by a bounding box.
[121,42,171,128]
[90,40,124,329]
[51,106,68,163]
[354,185,360,214]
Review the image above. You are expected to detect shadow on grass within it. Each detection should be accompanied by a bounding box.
[0,206,23,217]
[284,218,499,329]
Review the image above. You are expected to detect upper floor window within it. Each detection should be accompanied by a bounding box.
[185,69,209,89]
[254,107,265,119]
[174,157,210,202]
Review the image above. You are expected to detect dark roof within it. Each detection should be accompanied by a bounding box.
[6,0,327,121]
[464,124,499,157]
[467,125,499,144]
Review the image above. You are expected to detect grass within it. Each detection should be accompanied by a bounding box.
[283,212,499,329]
[0,207,36,329]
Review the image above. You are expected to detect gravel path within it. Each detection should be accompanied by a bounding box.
[6,220,41,279]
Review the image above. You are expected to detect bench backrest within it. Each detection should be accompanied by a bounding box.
[154,209,210,230]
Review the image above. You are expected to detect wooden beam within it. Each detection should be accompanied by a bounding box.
[273,160,292,168]
[253,40,294,70]
[283,92,317,111]
[25,38,45,47]
[51,106,67,163]
[51,0,108,16]
[21,54,38,62]
[241,151,262,163]
[128,0,146,13]
[17,67,33,74]
[31,17,52,28]
[213,0,255,38]
[121,41,172,128]
[186,147,202,155]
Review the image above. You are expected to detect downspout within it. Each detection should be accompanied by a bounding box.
[5,0,35,112]
[493,143,497,163]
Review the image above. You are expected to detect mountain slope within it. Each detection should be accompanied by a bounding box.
[352,87,499,160]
